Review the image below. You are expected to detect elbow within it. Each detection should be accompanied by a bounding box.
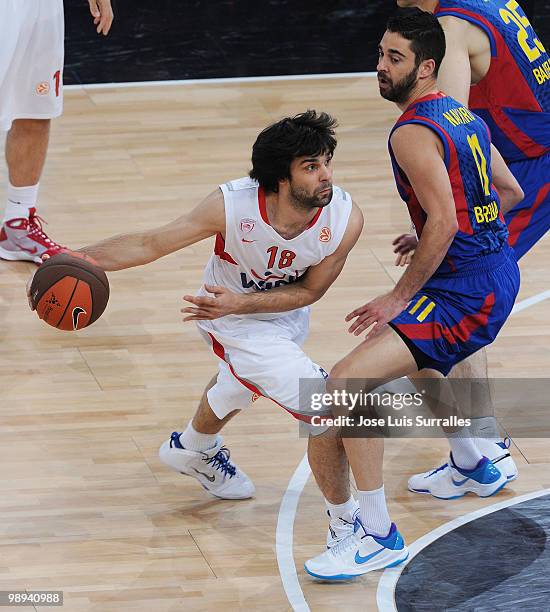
[305,288,325,306]
[145,233,165,262]
[445,217,459,241]
[511,185,524,207]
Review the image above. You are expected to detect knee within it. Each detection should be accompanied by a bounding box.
[10,118,50,135]
[329,358,353,382]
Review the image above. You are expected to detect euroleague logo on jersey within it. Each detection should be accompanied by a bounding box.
[35,82,50,95]
[240,218,256,233]
[319,227,331,242]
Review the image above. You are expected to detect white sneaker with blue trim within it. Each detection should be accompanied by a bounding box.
[159,432,255,499]
[407,453,507,499]
[408,438,517,497]
[305,519,408,581]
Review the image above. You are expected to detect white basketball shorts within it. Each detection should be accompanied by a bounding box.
[0,0,64,132]
[196,308,330,428]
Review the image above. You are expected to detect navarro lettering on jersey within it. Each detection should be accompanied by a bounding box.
[443,106,476,127]
[241,270,304,291]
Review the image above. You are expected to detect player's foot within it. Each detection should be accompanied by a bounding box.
[326,507,359,549]
[407,454,507,499]
[158,432,255,499]
[408,437,517,496]
[305,519,408,581]
[474,437,518,481]
[0,208,64,264]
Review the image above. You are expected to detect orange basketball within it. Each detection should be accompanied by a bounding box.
[30,252,109,331]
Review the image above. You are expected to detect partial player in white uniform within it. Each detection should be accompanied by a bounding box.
[31,111,365,548]
[0,0,113,263]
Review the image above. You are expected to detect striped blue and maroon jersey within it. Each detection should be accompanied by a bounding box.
[389,92,508,275]
[436,0,550,163]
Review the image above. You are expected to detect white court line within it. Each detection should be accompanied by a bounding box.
[276,454,312,612]
[276,290,550,611]
[376,488,550,612]
[65,71,377,91]
[512,289,550,314]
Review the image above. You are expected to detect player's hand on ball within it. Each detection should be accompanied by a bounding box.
[345,291,409,339]
[392,233,418,266]
[182,285,244,321]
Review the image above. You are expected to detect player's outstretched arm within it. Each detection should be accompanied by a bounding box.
[181,203,364,320]
[88,0,114,36]
[79,189,225,271]
[489,144,524,214]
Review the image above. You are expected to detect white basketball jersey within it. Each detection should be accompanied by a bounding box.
[201,177,353,320]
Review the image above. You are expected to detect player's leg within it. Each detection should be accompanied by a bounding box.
[408,349,518,491]
[0,0,65,263]
[305,326,415,580]
[308,427,358,548]
[452,353,516,478]
[199,319,357,543]
[159,366,255,500]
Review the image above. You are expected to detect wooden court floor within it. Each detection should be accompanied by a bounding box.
[1,77,549,611]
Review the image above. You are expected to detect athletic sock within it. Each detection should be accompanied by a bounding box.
[357,485,392,538]
[447,427,484,469]
[4,183,39,222]
[179,422,219,452]
[469,416,501,443]
[325,496,358,520]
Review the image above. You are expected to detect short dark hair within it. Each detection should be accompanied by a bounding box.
[249,110,337,193]
[387,8,446,75]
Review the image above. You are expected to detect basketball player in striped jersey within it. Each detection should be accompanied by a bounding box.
[304,9,524,580]
[394,0,550,496]
[0,0,113,264]
[57,111,366,549]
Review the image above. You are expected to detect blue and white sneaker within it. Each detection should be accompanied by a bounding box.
[159,432,255,499]
[475,437,518,481]
[326,507,360,549]
[408,438,517,496]
[408,454,507,499]
[305,519,408,581]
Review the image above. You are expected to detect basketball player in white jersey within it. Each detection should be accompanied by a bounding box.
[34,111,365,548]
[0,0,113,263]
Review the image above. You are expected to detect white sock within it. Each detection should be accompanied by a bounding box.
[357,485,391,538]
[325,496,358,520]
[469,416,501,443]
[4,182,39,222]
[179,422,219,452]
[447,427,484,470]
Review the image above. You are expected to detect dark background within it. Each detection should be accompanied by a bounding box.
[64,0,550,85]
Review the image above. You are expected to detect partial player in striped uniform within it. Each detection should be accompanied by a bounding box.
[395,0,549,494]
[305,9,524,582]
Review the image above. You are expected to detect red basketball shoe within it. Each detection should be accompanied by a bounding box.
[0,208,65,264]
